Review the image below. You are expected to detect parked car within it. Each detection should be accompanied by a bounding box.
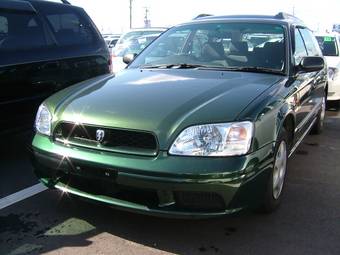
[111,33,161,73]
[113,28,167,55]
[332,24,340,34]
[316,34,340,107]
[0,0,110,133]
[102,33,121,39]
[31,13,327,217]
[103,34,121,49]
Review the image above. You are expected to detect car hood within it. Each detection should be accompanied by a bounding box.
[51,69,283,149]
[324,56,340,68]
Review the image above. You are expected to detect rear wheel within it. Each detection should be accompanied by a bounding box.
[311,94,326,135]
[260,128,288,213]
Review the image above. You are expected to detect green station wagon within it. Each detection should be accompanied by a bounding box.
[31,13,327,218]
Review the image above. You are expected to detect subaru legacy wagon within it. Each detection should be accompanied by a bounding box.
[31,13,327,218]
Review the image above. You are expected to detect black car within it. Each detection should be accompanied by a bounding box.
[0,0,110,133]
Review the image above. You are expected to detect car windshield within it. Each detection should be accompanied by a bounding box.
[316,36,339,56]
[129,22,286,73]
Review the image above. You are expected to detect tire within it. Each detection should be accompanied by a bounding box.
[334,100,340,110]
[326,100,340,110]
[259,128,289,213]
[311,93,326,135]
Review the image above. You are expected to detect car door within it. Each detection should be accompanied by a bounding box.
[291,27,326,141]
[299,28,326,129]
[0,2,62,131]
[290,27,311,140]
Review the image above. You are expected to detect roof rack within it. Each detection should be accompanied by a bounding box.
[60,0,71,4]
[193,14,213,20]
[274,12,302,22]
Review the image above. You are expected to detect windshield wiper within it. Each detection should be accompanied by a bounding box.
[141,63,208,69]
[141,64,284,74]
[205,66,284,75]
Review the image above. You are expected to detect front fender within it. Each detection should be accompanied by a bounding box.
[237,78,296,152]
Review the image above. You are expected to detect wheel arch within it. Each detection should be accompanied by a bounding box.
[276,106,296,151]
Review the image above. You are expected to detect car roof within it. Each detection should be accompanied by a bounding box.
[125,27,168,32]
[315,33,339,37]
[139,33,161,38]
[0,0,37,13]
[15,0,83,11]
[183,12,306,27]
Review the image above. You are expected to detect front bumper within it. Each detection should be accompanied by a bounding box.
[31,134,274,218]
[328,78,340,101]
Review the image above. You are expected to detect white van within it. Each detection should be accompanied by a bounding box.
[316,34,340,107]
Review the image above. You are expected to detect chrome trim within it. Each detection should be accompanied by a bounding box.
[294,102,321,133]
[289,117,317,158]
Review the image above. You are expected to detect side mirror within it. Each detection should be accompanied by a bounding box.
[123,53,137,65]
[298,56,325,73]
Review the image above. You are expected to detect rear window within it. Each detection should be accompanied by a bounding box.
[43,7,96,46]
[316,36,339,56]
[0,11,48,51]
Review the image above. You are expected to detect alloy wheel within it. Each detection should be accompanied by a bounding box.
[272,141,287,200]
[320,96,326,126]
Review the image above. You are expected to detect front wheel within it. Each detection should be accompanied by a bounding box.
[259,128,289,213]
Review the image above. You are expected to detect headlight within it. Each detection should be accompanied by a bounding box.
[328,67,338,81]
[169,121,253,157]
[35,104,52,136]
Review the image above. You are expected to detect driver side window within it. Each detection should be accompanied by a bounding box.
[191,30,209,58]
[294,29,307,65]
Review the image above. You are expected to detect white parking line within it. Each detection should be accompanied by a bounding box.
[0,183,47,210]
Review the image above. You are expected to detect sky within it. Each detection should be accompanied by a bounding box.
[67,0,340,34]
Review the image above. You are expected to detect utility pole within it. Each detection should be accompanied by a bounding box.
[129,0,133,29]
[144,7,151,28]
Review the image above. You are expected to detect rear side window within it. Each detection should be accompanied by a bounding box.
[316,36,339,56]
[43,7,95,46]
[0,11,48,51]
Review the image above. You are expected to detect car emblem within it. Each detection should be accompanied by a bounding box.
[96,129,105,143]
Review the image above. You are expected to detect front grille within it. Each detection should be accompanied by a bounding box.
[54,122,158,156]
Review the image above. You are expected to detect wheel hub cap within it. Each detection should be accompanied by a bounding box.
[273,141,287,200]
[320,97,326,124]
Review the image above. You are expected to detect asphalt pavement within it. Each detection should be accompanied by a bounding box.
[0,110,340,255]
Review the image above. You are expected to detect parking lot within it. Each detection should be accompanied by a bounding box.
[0,109,339,255]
